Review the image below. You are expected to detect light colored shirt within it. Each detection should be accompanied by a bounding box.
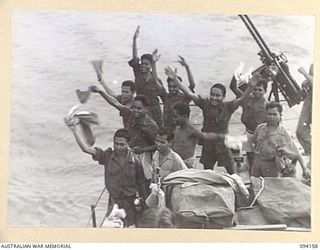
[252,122,299,160]
[152,149,188,182]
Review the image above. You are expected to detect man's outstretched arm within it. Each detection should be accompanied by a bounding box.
[151,49,166,94]
[164,66,200,103]
[90,85,124,111]
[91,60,118,98]
[65,120,97,156]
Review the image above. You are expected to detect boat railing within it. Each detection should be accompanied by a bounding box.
[87,187,107,227]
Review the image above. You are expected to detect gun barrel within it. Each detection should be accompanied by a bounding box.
[243,15,273,57]
[239,15,272,61]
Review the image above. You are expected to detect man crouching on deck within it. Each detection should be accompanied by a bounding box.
[65,123,145,228]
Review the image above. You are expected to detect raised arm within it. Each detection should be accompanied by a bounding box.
[90,85,124,111]
[132,26,140,60]
[230,62,251,98]
[232,77,255,107]
[91,60,117,98]
[298,66,313,93]
[229,76,243,99]
[65,120,97,156]
[97,74,118,99]
[164,66,199,103]
[298,66,313,84]
[151,49,166,93]
[178,55,195,92]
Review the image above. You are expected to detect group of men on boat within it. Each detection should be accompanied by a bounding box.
[65,26,313,228]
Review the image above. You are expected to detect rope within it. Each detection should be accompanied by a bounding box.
[93,187,106,207]
[249,177,265,207]
[99,209,110,227]
[85,187,107,227]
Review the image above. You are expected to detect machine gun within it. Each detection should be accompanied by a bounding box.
[239,15,304,107]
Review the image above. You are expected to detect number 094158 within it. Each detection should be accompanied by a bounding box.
[300,244,318,248]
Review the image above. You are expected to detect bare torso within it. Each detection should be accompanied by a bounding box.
[172,124,197,160]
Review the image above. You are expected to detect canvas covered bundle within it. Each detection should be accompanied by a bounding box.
[162,169,249,229]
[251,177,311,228]
[167,183,235,229]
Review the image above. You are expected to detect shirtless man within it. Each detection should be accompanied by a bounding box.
[172,102,223,168]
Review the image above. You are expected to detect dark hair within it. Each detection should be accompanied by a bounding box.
[141,54,153,64]
[255,78,268,92]
[167,76,182,84]
[173,102,190,118]
[122,80,135,92]
[134,94,150,107]
[138,208,176,228]
[266,101,282,114]
[211,83,226,97]
[114,128,130,142]
[157,127,174,142]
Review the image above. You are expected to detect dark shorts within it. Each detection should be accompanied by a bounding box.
[200,141,234,174]
[251,157,279,177]
[107,195,136,227]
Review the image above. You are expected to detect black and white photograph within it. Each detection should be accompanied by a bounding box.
[8,10,314,232]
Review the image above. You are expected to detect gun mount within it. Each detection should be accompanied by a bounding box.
[239,15,304,107]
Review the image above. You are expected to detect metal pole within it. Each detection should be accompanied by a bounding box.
[93,187,106,207]
[91,205,97,228]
